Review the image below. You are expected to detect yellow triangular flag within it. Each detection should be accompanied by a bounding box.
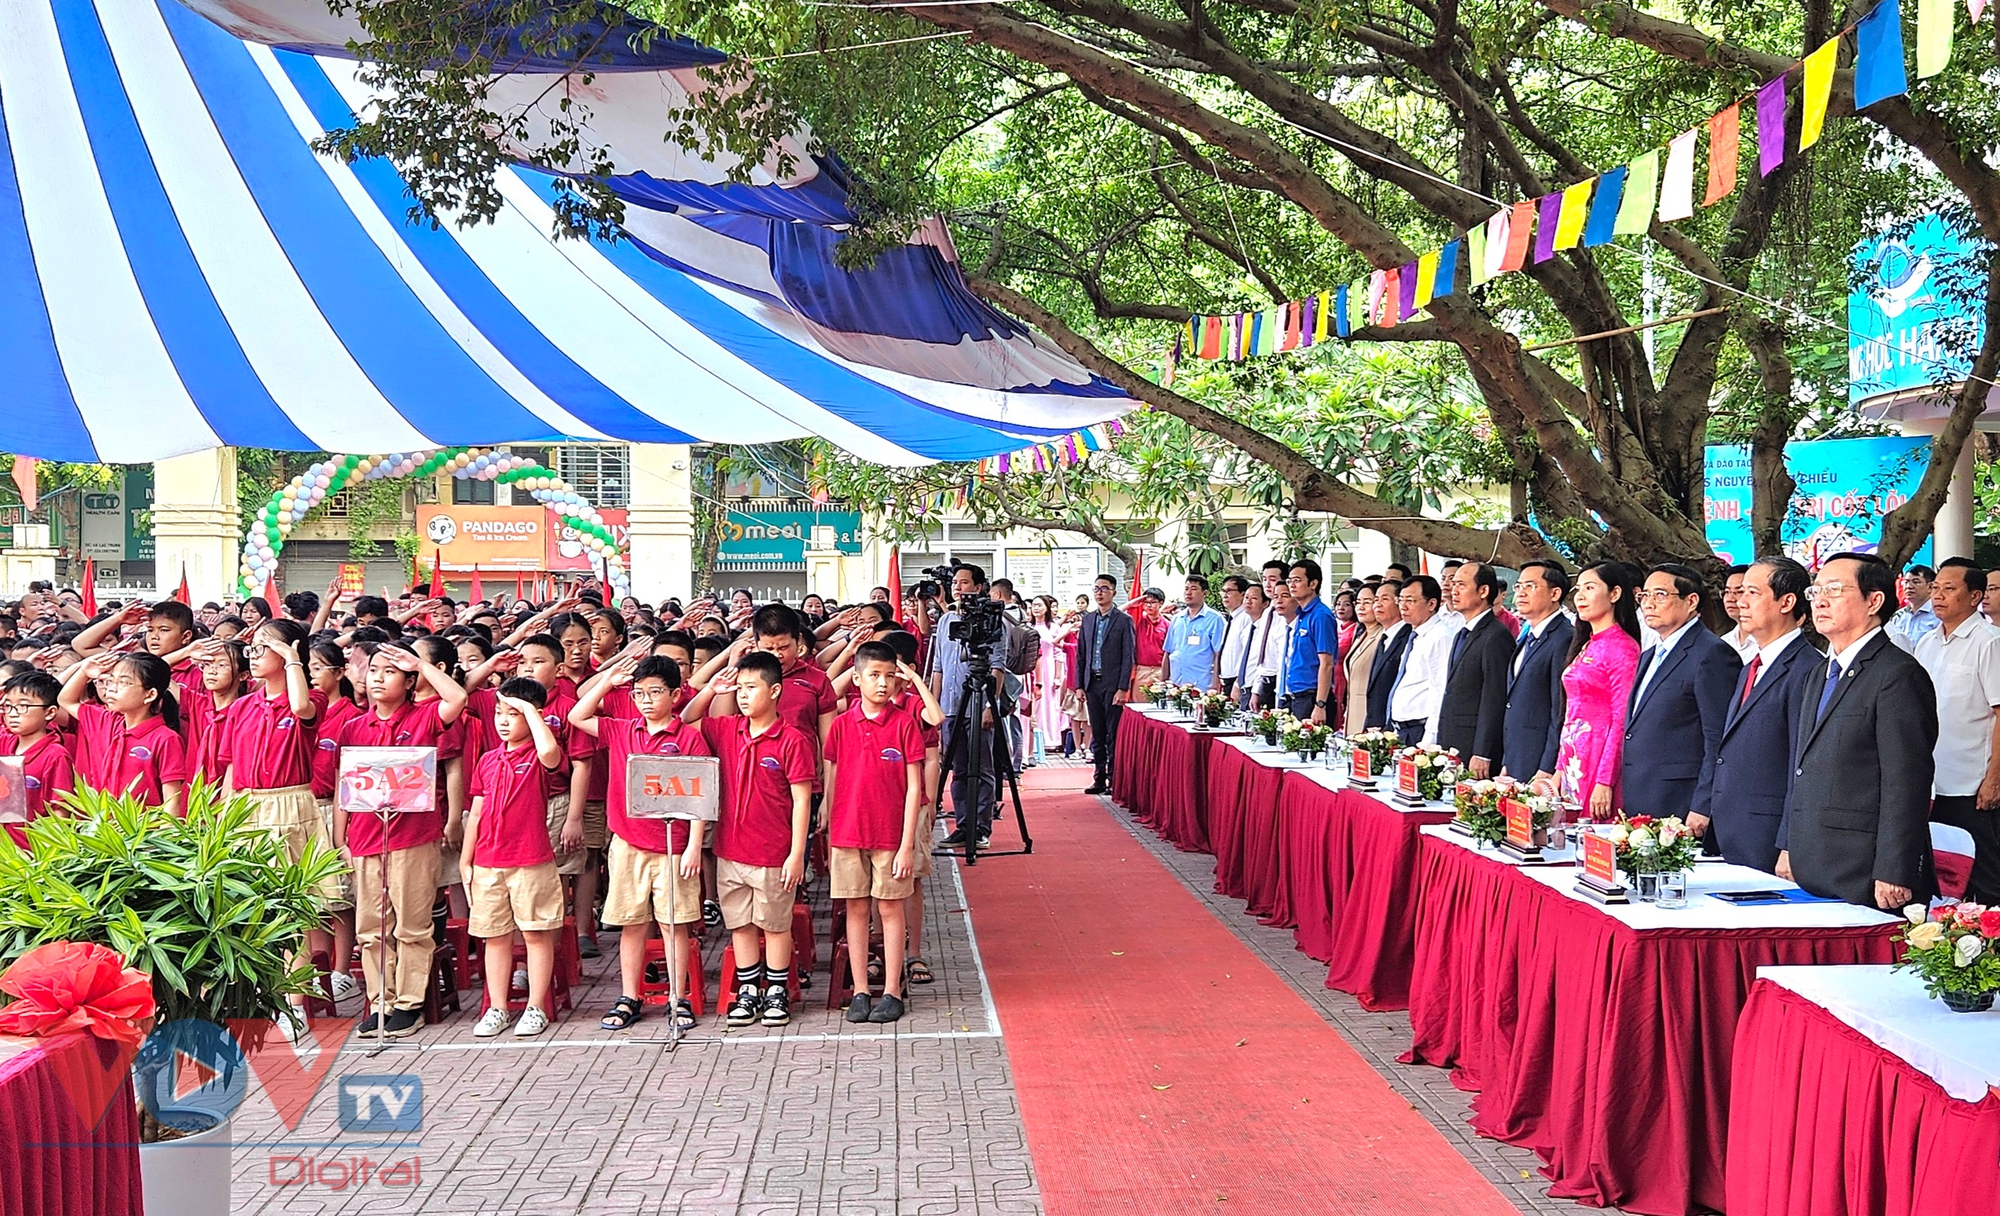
[1800,37,1838,150]
[1413,252,1439,309]
[1553,179,1593,250]
[1917,0,1953,77]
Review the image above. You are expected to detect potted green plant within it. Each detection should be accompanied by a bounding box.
[0,781,340,1216]
[1895,901,2000,1012]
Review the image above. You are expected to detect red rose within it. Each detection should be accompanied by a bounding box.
[1981,909,2000,938]
[1628,815,1654,829]
[1933,904,1956,923]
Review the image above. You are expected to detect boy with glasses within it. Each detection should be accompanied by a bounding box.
[0,671,72,847]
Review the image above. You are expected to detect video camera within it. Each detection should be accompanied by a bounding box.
[921,563,1009,654]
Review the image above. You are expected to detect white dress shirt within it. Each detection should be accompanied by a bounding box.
[1722,625,1760,661]
[1218,606,1254,685]
[1511,612,1561,678]
[1390,614,1453,730]
[1751,626,1805,672]
[1632,619,1700,708]
[1243,607,1284,689]
[1913,615,2000,797]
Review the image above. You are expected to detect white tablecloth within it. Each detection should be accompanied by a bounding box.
[1420,824,1899,932]
[1758,964,2000,1101]
[1212,733,1326,771]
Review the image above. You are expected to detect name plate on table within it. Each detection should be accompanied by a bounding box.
[1348,748,1375,790]
[337,747,438,816]
[1499,797,1542,861]
[1573,831,1628,904]
[627,755,720,821]
[0,755,25,824]
[1391,757,1427,807]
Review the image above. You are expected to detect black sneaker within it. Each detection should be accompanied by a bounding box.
[577,935,601,959]
[940,824,972,847]
[727,983,763,1027]
[702,900,723,927]
[977,836,991,850]
[357,1011,381,1035]
[867,992,906,1024]
[384,1007,423,1038]
[761,984,791,1026]
[845,992,873,1023]
[1083,782,1107,795]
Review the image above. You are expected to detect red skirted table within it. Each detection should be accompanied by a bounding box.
[1109,705,1171,819]
[1205,737,1292,901]
[0,1033,144,1216]
[1302,779,1455,1003]
[1727,967,2000,1216]
[1402,830,1901,1216]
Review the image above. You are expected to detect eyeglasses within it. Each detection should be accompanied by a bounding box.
[630,686,671,700]
[244,645,268,658]
[1635,589,1687,605]
[1804,582,1852,602]
[93,677,137,691]
[0,702,51,716]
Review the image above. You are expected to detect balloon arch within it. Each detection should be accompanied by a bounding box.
[239,447,631,599]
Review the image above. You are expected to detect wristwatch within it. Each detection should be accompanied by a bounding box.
[1313,698,1327,708]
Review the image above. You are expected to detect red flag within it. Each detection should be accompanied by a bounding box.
[428,548,444,600]
[1128,549,1143,602]
[513,570,523,604]
[468,564,484,604]
[885,546,902,606]
[1500,199,1536,272]
[261,574,278,611]
[9,457,36,514]
[79,558,96,617]
[173,565,190,606]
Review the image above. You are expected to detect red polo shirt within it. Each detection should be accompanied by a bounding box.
[467,742,557,868]
[218,688,326,792]
[180,690,236,785]
[338,699,450,855]
[602,717,711,854]
[72,704,189,809]
[824,701,924,851]
[776,659,837,792]
[700,715,814,868]
[311,697,364,799]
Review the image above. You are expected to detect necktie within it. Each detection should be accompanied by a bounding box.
[1236,616,1256,686]
[1450,626,1472,669]
[1513,626,1537,677]
[1738,654,1762,707]
[1815,657,1843,722]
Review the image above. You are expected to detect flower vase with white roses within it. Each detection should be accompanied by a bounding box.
[1393,744,1461,801]
[1347,730,1400,774]
[1197,690,1234,728]
[1279,719,1332,760]
[1145,680,1173,706]
[1248,708,1286,747]
[1604,814,1699,892]
[1453,778,1520,846]
[1895,901,2000,1012]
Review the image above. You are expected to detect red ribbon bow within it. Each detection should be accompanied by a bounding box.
[0,941,156,1048]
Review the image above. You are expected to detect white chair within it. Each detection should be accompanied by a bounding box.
[1931,821,1977,900]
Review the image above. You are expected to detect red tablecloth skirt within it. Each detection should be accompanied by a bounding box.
[1726,980,2000,1216]
[1206,745,1286,900]
[1239,769,1290,922]
[0,1033,144,1216]
[1317,793,1454,1006]
[1110,709,1167,818]
[1140,726,1236,853]
[1402,837,1900,1216]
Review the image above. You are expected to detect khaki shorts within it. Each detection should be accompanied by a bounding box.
[315,797,357,911]
[244,785,349,911]
[715,856,796,933]
[602,835,702,927]
[829,846,916,901]
[437,844,462,889]
[544,792,587,877]
[581,799,609,850]
[915,754,941,879]
[466,860,565,937]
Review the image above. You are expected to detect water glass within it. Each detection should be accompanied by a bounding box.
[1657,870,1688,909]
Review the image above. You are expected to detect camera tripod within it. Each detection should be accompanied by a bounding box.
[937,659,1034,866]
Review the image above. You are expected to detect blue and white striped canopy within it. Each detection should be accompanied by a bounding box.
[0,0,1131,465]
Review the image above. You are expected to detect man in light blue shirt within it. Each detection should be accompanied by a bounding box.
[1888,564,1940,654]
[1161,575,1230,691]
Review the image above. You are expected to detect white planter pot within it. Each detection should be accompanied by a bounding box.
[139,1114,233,1216]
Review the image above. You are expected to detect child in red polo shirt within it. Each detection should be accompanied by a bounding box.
[570,653,710,1032]
[1,672,73,847]
[335,643,468,1039]
[882,630,943,988]
[697,651,813,1028]
[58,651,190,815]
[825,642,925,1024]
[179,639,247,786]
[463,677,567,1038]
[692,606,837,792]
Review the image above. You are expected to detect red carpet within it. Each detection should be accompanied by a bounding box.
[960,767,1520,1215]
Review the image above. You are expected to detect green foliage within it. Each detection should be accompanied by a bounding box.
[0,780,339,1027]
[343,479,408,561]
[1895,908,2000,997]
[393,531,424,585]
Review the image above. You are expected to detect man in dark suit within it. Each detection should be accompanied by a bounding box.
[1780,553,1938,909]
[1364,577,1410,730]
[1500,561,1575,784]
[1622,563,1741,820]
[1074,572,1137,795]
[1430,562,1513,777]
[1705,556,1819,872]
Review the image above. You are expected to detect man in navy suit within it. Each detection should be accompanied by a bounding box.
[1074,573,1137,795]
[1622,563,1742,820]
[1704,556,1819,871]
[1500,561,1575,784]
[1364,577,1411,730]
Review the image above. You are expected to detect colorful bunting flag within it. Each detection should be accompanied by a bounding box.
[1334,284,1352,338]
[1704,104,1740,205]
[1757,76,1789,177]
[1435,239,1460,298]
[1855,0,1909,108]
[1382,267,1403,327]
[1414,251,1438,309]
[1349,279,1368,332]
[1397,262,1419,319]
[1973,0,1988,24]
[1659,128,1698,222]
[1917,0,1953,77]
[1554,179,1593,250]
[1314,291,1332,342]
[1367,270,1387,325]
[1468,223,1490,286]
[1614,149,1659,235]
[1281,302,1302,351]
[1483,207,1511,280]
[1800,37,1837,150]
[1198,315,1221,359]
[1532,192,1563,263]
[1501,200,1536,271]
[1583,165,1626,246]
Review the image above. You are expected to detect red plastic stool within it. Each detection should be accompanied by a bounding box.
[791,901,815,990]
[445,918,482,989]
[475,938,573,1016]
[424,948,461,1024]
[718,938,803,1007]
[306,950,339,1019]
[558,916,582,988]
[639,935,706,1014]
[826,933,884,1010]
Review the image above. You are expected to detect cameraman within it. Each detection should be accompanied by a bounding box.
[928,563,1010,848]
